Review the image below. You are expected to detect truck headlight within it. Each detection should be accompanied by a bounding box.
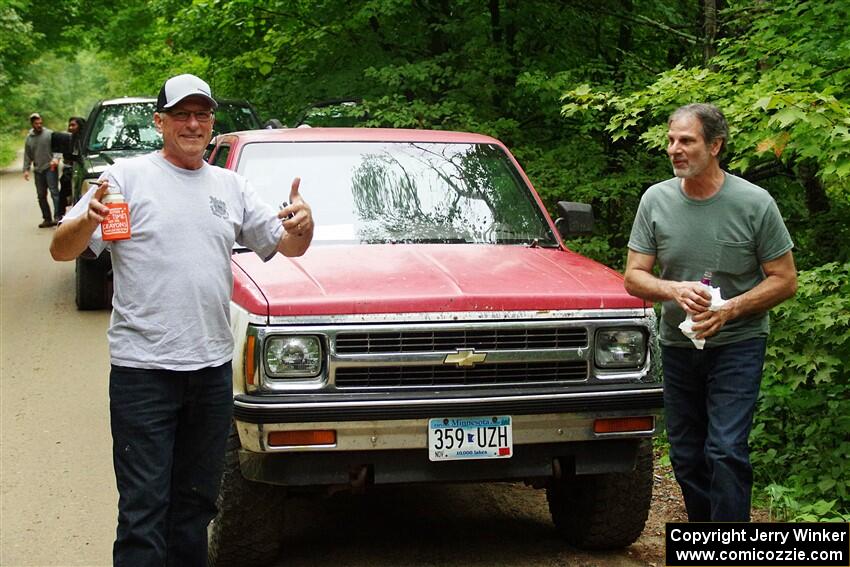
[595,329,647,369]
[265,336,322,378]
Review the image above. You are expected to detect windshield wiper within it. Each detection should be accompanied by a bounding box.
[496,238,558,248]
[529,239,561,248]
[371,238,468,244]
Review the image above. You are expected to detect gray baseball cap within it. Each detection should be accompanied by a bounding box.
[156,74,218,111]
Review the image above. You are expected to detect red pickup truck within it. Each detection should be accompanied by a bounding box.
[205,128,662,565]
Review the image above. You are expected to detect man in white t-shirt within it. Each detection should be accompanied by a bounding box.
[50,74,314,566]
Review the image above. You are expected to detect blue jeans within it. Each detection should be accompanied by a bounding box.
[662,338,766,522]
[110,362,233,566]
[33,168,60,221]
[59,165,73,217]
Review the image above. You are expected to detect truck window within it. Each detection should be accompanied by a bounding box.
[210,144,231,168]
[87,103,161,152]
[237,141,558,247]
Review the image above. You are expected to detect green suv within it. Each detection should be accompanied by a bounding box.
[72,96,264,310]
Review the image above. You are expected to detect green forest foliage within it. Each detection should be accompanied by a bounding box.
[0,2,37,163]
[755,261,850,521]
[3,0,848,518]
[563,0,850,270]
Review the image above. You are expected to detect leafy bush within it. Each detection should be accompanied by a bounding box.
[751,261,850,520]
[0,133,18,168]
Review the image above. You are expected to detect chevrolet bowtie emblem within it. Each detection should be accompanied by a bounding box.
[444,348,487,368]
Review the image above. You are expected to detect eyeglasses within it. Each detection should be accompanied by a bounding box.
[165,110,215,123]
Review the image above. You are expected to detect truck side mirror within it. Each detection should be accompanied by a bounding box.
[554,201,594,238]
[263,118,285,129]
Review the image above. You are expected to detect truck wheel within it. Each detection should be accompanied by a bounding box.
[208,425,286,567]
[546,439,653,549]
[75,255,111,310]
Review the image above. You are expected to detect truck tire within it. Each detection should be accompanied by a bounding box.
[75,255,111,310]
[208,425,286,567]
[547,439,653,549]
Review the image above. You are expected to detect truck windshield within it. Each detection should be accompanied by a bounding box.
[212,103,261,135]
[88,103,161,152]
[237,141,558,246]
[87,101,260,152]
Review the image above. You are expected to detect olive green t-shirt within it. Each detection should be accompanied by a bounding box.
[628,173,793,348]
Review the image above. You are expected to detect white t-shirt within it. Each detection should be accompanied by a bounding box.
[65,152,284,370]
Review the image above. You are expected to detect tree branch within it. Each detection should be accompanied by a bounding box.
[575,4,699,44]
[739,160,793,183]
[614,47,661,75]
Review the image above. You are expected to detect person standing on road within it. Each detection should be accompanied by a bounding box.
[49,73,314,565]
[23,112,61,227]
[57,116,86,221]
[623,103,797,522]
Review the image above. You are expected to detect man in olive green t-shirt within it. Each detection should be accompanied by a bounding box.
[624,103,797,522]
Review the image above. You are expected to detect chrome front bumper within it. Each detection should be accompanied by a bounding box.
[234,386,664,453]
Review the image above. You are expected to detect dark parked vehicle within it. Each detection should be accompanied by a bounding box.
[71,96,264,310]
[294,98,363,127]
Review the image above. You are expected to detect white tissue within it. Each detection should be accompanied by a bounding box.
[678,285,727,349]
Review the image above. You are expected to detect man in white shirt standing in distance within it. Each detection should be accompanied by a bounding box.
[51,74,314,565]
[624,103,797,521]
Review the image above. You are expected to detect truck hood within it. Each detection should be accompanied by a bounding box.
[231,244,645,317]
[85,149,157,172]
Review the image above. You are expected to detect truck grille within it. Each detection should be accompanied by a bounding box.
[334,328,587,354]
[251,315,655,394]
[334,361,588,388]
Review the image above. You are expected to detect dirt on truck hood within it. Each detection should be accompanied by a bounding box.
[230,244,646,317]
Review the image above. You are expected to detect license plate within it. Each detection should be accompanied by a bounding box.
[428,416,513,461]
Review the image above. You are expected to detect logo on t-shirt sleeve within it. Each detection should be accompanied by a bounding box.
[209,196,228,219]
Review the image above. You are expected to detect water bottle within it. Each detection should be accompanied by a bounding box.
[700,270,713,286]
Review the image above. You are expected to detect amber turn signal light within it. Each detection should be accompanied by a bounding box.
[593,416,654,434]
[267,430,337,447]
[245,335,256,386]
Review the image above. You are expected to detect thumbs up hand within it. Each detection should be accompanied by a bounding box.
[278,177,313,237]
[86,180,111,224]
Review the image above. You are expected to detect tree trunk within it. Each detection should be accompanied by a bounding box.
[703,0,717,64]
[797,161,831,214]
[505,0,517,62]
[490,0,502,44]
[419,0,450,56]
[616,0,634,81]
